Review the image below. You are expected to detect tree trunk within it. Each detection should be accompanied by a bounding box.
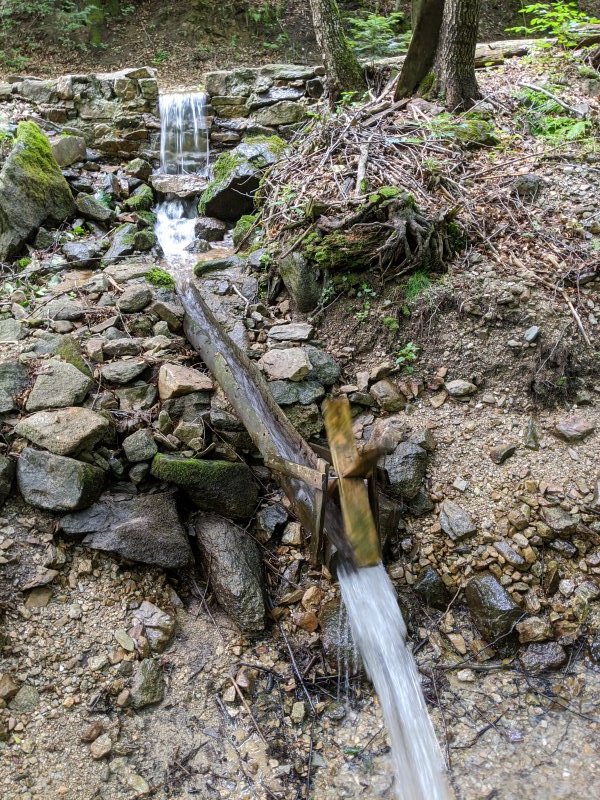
[394,0,445,100]
[436,0,481,109]
[308,0,366,101]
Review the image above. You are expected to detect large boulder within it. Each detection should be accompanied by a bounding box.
[17,448,104,511]
[0,122,75,261]
[193,513,265,632]
[14,407,111,456]
[150,454,258,519]
[60,491,193,568]
[198,137,285,221]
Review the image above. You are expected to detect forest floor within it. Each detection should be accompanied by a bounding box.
[1,31,600,800]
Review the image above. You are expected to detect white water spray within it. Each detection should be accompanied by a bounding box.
[339,563,449,800]
[159,92,209,175]
[155,200,197,259]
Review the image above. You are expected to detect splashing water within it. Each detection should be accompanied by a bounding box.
[338,563,449,800]
[155,200,197,259]
[159,92,209,175]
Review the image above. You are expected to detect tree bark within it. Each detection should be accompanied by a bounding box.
[394,0,445,100]
[308,0,366,101]
[436,0,481,109]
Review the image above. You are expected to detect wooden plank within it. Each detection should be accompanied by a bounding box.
[309,458,330,566]
[265,455,326,491]
[323,398,380,568]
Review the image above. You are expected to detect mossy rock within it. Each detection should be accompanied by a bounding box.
[123,183,154,212]
[53,335,92,378]
[232,213,261,248]
[428,113,499,148]
[0,121,75,260]
[150,453,258,519]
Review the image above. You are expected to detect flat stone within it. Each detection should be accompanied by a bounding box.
[122,429,157,462]
[158,363,213,400]
[60,491,193,568]
[268,323,313,342]
[523,325,540,343]
[489,443,517,464]
[17,448,104,511]
[44,298,85,321]
[132,601,175,653]
[445,379,477,398]
[259,348,311,382]
[51,135,86,167]
[252,100,306,126]
[519,642,567,674]
[151,454,258,520]
[269,379,325,407]
[465,574,522,646]
[493,540,525,568]
[150,174,208,198]
[0,362,28,414]
[0,318,24,341]
[148,300,184,332]
[116,384,156,411]
[541,506,578,536]
[62,239,103,267]
[99,359,147,384]
[15,407,111,456]
[194,216,227,241]
[553,416,595,443]
[382,442,428,500]
[26,360,93,411]
[90,733,112,760]
[439,500,477,541]
[193,513,265,632]
[130,659,164,709]
[75,193,115,224]
[9,684,40,712]
[103,338,143,358]
[117,285,152,313]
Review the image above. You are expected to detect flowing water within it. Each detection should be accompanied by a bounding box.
[156,91,449,800]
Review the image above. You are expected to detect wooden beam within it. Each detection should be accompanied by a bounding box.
[323,398,381,568]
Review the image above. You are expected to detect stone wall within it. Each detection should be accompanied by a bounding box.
[1,68,160,159]
[203,63,324,148]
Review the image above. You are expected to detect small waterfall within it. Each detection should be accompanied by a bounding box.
[339,563,449,800]
[159,92,209,175]
[155,200,197,258]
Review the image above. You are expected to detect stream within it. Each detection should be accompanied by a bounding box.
[154,91,449,800]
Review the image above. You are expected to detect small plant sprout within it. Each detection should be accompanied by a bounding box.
[395,342,419,372]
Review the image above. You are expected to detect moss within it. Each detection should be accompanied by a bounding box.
[233,213,259,247]
[446,220,468,252]
[145,268,175,289]
[11,121,73,210]
[198,150,245,215]
[244,134,287,158]
[367,185,402,205]
[305,228,381,271]
[54,336,92,378]
[136,210,157,228]
[428,113,499,148]
[418,72,436,98]
[123,184,154,212]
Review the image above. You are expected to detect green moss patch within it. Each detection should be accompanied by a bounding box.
[145,268,175,290]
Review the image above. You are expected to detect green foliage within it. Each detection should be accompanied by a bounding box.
[145,268,175,290]
[427,113,500,148]
[382,316,400,332]
[507,3,600,48]
[395,342,418,371]
[346,11,410,59]
[405,271,432,302]
[151,49,171,65]
[355,282,377,323]
[17,256,31,269]
[233,213,258,247]
[517,86,592,141]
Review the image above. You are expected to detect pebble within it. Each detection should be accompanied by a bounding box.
[90,733,112,759]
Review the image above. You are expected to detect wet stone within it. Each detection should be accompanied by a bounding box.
[516,616,553,643]
[465,574,522,646]
[439,500,477,541]
[519,642,567,674]
[414,566,449,610]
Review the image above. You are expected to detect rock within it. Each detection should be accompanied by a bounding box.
[382,442,428,500]
[173,421,205,449]
[51,135,86,167]
[148,300,184,332]
[132,601,175,653]
[519,642,567,674]
[8,684,40,712]
[516,616,553,644]
[256,503,288,541]
[157,363,213,400]
[439,500,477,541]
[193,513,265,632]
[283,403,323,438]
[541,506,578,536]
[130,659,164,709]
[122,429,157,462]
[303,345,341,385]
[0,673,19,701]
[414,567,450,610]
[269,379,325,406]
[0,455,14,507]
[44,297,85,321]
[291,701,306,724]
[99,359,147,384]
[493,540,525,568]
[268,323,314,342]
[279,252,321,312]
[370,380,406,412]
[75,193,115,224]
[90,733,112,760]
[524,417,540,450]
[26,359,93,411]
[198,138,284,221]
[319,599,361,672]
[126,158,152,181]
[465,574,522,646]
[17,448,104,511]
[62,239,103,267]
[0,318,24,342]
[151,454,258,519]
[259,348,311,382]
[0,121,75,261]
[163,391,211,423]
[253,101,306,126]
[0,362,29,414]
[445,379,477,398]
[117,285,152,312]
[523,325,540,343]
[15,408,111,456]
[489,443,517,464]
[194,216,227,241]
[116,384,157,411]
[590,635,600,664]
[553,416,595,443]
[103,223,137,263]
[514,173,544,201]
[123,183,154,212]
[60,492,193,568]
[103,338,142,358]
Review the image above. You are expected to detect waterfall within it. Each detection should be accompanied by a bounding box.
[159,92,209,176]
